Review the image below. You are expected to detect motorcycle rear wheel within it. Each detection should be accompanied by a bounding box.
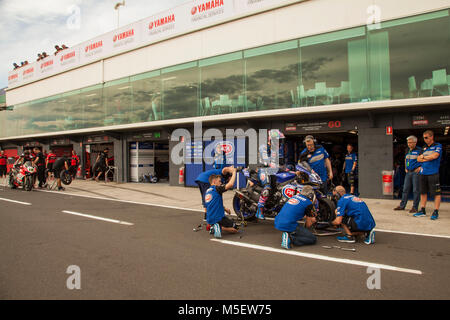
[232,194,256,221]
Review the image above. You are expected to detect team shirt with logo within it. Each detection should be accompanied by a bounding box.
[205,185,227,225]
[274,195,313,233]
[300,146,329,183]
[344,152,357,174]
[420,143,442,175]
[405,147,422,171]
[336,195,376,231]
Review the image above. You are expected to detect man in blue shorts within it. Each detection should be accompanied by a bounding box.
[274,186,317,249]
[331,186,376,244]
[205,167,239,238]
[415,130,442,220]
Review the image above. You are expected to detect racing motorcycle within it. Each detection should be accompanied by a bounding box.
[9,161,36,191]
[232,162,336,223]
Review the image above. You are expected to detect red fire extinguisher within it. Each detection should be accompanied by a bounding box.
[179,167,184,184]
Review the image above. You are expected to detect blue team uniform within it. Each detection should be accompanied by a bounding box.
[205,185,227,225]
[405,147,422,171]
[275,195,313,232]
[344,152,357,173]
[420,143,442,175]
[336,195,376,231]
[300,146,329,183]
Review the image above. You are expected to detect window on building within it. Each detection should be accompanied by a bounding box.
[81,85,104,129]
[369,9,450,100]
[200,52,244,116]
[130,70,162,122]
[245,40,299,111]
[161,62,199,120]
[300,27,369,106]
[104,78,132,126]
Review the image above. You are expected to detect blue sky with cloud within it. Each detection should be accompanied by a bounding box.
[0,0,188,89]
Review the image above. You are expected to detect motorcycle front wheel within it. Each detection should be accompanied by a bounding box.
[9,173,16,189]
[317,198,336,223]
[232,194,256,221]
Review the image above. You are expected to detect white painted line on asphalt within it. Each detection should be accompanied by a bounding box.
[374,228,450,240]
[0,197,32,206]
[37,189,204,213]
[211,239,423,275]
[34,189,450,239]
[61,210,134,226]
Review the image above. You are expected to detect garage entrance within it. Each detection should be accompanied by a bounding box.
[85,143,114,180]
[284,131,359,193]
[129,141,169,183]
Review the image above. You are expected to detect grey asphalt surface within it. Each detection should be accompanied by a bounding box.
[0,186,449,300]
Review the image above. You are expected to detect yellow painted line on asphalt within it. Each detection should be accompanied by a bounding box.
[211,239,423,275]
[62,210,134,226]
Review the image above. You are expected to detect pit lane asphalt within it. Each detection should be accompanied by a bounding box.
[0,186,449,300]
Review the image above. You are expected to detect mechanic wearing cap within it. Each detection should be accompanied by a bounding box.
[274,186,318,249]
[331,186,376,245]
[300,135,333,195]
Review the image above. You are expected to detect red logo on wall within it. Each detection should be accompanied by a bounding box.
[113,29,134,42]
[215,142,233,155]
[149,14,175,29]
[192,0,224,15]
[85,40,103,53]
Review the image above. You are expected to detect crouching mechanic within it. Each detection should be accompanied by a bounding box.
[274,186,318,249]
[205,167,239,238]
[195,166,235,221]
[331,186,376,244]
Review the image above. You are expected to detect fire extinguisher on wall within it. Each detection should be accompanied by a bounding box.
[179,166,184,185]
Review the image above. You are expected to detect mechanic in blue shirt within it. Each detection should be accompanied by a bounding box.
[343,143,358,195]
[196,166,234,221]
[274,186,317,249]
[300,135,333,195]
[415,130,442,220]
[205,167,239,238]
[331,186,376,245]
[393,136,422,213]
